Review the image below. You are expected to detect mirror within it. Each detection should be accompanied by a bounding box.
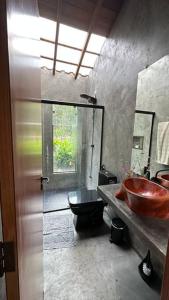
[131,111,154,175]
[131,55,169,176]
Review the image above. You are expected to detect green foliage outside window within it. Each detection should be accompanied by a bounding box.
[53,138,76,169]
[53,105,77,172]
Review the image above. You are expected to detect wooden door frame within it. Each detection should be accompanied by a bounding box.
[0,1,19,299]
[161,239,169,299]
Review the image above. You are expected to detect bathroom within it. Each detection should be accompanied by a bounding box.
[40,0,169,299]
[2,0,169,299]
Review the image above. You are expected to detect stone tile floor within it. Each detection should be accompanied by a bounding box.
[44,211,161,300]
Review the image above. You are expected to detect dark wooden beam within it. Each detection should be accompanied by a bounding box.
[53,0,62,75]
[41,55,93,69]
[74,0,104,79]
[41,37,100,56]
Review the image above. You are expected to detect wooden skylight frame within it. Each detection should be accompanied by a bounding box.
[40,0,105,78]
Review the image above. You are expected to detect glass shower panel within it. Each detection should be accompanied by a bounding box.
[42,103,103,211]
[82,107,102,190]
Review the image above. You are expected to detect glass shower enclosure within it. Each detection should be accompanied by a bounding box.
[42,100,104,212]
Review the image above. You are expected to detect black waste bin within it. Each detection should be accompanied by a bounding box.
[110,218,127,245]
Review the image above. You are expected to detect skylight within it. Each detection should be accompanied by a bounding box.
[40,17,56,41]
[87,34,105,53]
[57,45,81,64]
[58,24,87,49]
[40,17,106,78]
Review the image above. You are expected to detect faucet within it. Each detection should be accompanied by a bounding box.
[151,168,169,183]
[155,168,169,178]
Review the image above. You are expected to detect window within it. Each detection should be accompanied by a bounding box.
[52,105,78,173]
[40,17,106,77]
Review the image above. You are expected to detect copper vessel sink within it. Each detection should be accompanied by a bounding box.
[115,177,169,219]
[158,174,169,189]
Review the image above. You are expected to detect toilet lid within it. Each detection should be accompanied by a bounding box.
[68,189,103,207]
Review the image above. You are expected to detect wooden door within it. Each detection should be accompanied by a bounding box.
[0,0,43,299]
[161,240,169,300]
[0,202,7,300]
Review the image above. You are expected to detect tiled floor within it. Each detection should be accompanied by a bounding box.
[44,211,161,300]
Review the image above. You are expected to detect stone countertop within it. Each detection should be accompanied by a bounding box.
[98,184,169,260]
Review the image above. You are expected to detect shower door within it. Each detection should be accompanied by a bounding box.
[42,102,103,212]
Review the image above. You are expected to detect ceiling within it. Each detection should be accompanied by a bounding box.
[38,0,123,78]
[38,0,123,36]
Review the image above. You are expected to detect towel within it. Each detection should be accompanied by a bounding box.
[156,122,169,165]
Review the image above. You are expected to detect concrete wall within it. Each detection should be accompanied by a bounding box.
[41,69,88,103]
[87,0,169,181]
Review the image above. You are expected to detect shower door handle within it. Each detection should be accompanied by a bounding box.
[40,177,49,190]
[41,177,49,184]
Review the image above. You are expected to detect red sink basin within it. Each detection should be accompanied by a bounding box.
[116,177,169,219]
[158,174,169,189]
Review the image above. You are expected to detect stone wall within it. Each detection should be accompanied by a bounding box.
[87,0,169,181]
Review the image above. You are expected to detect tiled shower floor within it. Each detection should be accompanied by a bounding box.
[44,211,161,300]
[43,190,70,212]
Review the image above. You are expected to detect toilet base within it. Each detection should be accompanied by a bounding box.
[73,209,104,231]
[68,189,105,231]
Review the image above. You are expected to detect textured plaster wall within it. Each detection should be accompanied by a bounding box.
[87,0,169,181]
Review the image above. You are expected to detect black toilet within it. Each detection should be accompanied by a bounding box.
[68,189,105,231]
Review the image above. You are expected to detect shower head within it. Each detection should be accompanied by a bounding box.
[80,94,97,105]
